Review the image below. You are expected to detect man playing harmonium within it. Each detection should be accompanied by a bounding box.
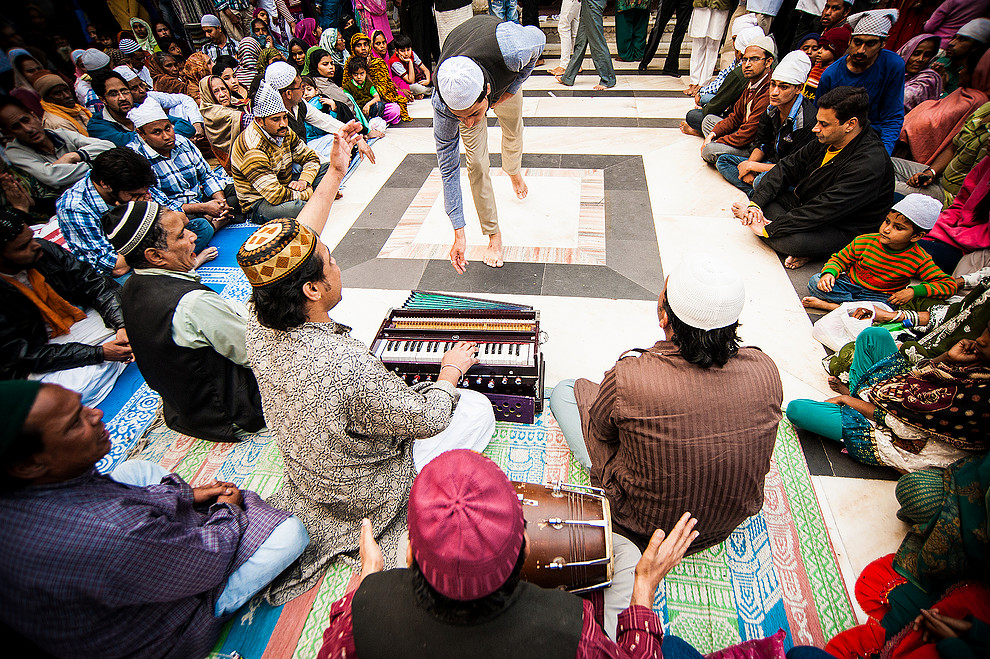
[235,121,497,607]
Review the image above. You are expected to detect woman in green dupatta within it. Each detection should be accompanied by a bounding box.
[787,285,990,472]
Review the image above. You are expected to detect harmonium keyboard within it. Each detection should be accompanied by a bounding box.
[371,291,545,423]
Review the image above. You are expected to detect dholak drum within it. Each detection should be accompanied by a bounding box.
[513,480,614,593]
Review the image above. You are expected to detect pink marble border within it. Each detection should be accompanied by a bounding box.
[378,168,606,265]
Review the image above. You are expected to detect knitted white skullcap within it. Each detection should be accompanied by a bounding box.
[113,65,139,82]
[666,254,746,331]
[201,14,222,28]
[749,34,777,60]
[772,50,812,84]
[958,18,990,44]
[265,61,298,91]
[254,80,287,117]
[891,194,942,231]
[128,98,169,128]
[846,9,899,37]
[436,56,485,111]
[118,38,141,54]
[734,27,765,54]
[71,49,86,64]
[80,48,110,71]
[731,13,759,37]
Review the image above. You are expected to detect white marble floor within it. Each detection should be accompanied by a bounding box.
[320,65,907,629]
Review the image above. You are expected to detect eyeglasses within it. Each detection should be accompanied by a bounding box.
[104,89,132,98]
[740,56,766,64]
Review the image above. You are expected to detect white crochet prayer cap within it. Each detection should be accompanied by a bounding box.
[80,48,110,71]
[265,61,298,90]
[201,14,222,28]
[113,65,139,82]
[71,49,86,64]
[666,254,746,331]
[749,34,777,60]
[731,13,759,37]
[891,194,942,231]
[846,9,899,37]
[734,27,765,54]
[772,50,813,84]
[958,18,990,44]
[436,56,485,111]
[254,80,287,117]
[118,38,141,54]
[128,99,169,128]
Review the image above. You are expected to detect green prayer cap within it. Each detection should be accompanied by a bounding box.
[0,380,42,458]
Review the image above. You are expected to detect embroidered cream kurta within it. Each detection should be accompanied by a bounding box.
[246,315,459,604]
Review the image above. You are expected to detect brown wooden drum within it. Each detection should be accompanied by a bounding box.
[513,480,614,593]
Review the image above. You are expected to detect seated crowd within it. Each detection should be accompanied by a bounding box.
[1,2,989,659]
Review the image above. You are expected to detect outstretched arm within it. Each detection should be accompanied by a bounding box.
[297,121,364,236]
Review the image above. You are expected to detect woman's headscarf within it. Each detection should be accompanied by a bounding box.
[339,12,359,47]
[901,50,990,165]
[198,75,249,168]
[254,6,287,48]
[320,28,347,67]
[370,30,388,60]
[288,38,311,73]
[294,17,319,47]
[899,33,943,114]
[236,37,262,87]
[129,17,159,53]
[307,48,355,112]
[151,52,188,95]
[301,45,325,76]
[183,53,212,86]
[257,47,283,72]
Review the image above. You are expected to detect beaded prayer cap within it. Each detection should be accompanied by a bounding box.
[237,219,317,288]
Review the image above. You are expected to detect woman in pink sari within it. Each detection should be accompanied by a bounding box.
[899,49,990,165]
[355,0,393,44]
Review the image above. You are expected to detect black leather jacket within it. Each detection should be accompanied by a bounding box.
[0,239,124,379]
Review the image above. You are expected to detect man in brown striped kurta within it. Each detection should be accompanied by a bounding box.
[550,256,783,554]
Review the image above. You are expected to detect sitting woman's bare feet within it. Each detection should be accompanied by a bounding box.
[508,172,528,199]
[828,376,850,396]
[679,120,703,137]
[193,246,219,268]
[784,255,811,269]
[483,233,504,268]
[801,296,839,312]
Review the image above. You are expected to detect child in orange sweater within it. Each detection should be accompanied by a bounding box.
[803,194,958,312]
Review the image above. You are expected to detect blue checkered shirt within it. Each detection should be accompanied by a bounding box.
[0,469,291,658]
[127,134,226,206]
[56,175,180,275]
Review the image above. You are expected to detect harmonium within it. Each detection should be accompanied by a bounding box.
[371,291,545,423]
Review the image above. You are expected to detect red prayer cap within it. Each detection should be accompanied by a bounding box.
[408,449,524,601]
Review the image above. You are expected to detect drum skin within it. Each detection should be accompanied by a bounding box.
[513,481,614,593]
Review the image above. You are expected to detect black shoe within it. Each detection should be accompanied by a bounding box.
[661,67,680,76]
[638,62,650,72]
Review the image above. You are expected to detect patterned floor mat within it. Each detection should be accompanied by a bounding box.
[130,412,853,659]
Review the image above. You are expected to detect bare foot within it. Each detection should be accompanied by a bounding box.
[593,83,612,90]
[731,201,748,220]
[679,121,703,137]
[555,73,569,86]
[508,172,528,199]
[784,255,811,269]
[745,215,768,236]
[193,246,219,268]
[802,296,839,312]
[683,84,700,96]
[828,376,850,396]
[483,233,504,268]
[548,66,565,76]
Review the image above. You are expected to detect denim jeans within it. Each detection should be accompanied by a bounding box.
[488,0,518,23]
[561,0,616,87]
[250,162,331,224]
[806,272,893,305]
[186,216,215,254]
[715,153,768,196]
[110,460,310,617]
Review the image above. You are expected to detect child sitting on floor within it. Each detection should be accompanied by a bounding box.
[301,76,333,141]
[803,194,958,312]
[343,57,396,123]
[388,33,433,100]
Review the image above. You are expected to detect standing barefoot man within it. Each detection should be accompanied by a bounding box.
[433,15,545,271]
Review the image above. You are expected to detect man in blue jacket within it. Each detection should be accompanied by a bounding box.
[86,71,195,147]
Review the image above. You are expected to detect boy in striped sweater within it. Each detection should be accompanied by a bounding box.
[803,194,958,312]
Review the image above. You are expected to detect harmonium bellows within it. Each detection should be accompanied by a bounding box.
[371,291,545,423]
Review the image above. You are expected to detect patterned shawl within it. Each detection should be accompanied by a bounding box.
[198,75,249,167]
[898,34,943,114]
[344,32,408,120]
[236,37,262,86]
[257,47,284,72]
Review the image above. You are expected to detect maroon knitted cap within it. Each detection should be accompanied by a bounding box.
[408,450,524,601]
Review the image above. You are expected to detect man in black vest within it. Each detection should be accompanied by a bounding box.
[433,15,545,272]
[101,201,265,442]
[317,449,700,657]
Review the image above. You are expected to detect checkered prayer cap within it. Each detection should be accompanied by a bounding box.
[102,201,162,256]
[119,38,141,54]
[237,219,317,288]
[265,61,298,91]
[846,9,899,38]
[254,79,287,117]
